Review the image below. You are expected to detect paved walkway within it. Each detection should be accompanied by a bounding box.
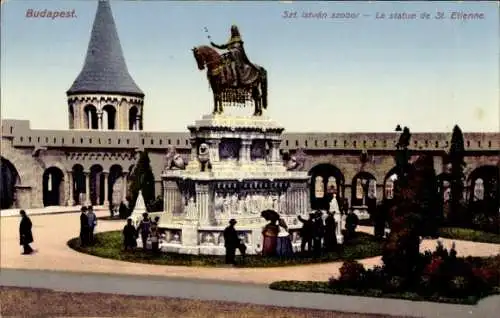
[1,210,499,317]
[1,269,499,318]
[0,205,106,217]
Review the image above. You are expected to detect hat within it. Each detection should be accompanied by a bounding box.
[229,219,237,225]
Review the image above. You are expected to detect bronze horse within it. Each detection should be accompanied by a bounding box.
[192,45,268,116]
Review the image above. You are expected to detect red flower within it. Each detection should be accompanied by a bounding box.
[424,257,443,275]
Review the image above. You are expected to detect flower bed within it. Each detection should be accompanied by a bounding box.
[270,242,500,304]
[68,231,382,268]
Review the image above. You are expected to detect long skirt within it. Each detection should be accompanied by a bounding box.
[276,236,293,258]
[262,235,277,257]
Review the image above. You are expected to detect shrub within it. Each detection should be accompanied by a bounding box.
[336,260,366,288]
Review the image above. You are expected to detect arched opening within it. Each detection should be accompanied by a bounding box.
[84,105,98,130]
[351,172,377,207]
[43,167,64,206]
[68,105,75,129]
[128,106,138,130]
[468,165,499,208]
[109,164,123,206]
[90,165,105,205]
[383,167,399,201]
[102,105,116,130]
[437,172,452,219]
[72,164,86,205]
[0,157,20,209]
[308,164,345,210]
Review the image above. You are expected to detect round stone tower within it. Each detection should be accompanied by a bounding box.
[66,0,144,131]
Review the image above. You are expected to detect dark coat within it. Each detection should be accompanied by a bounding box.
[298,216,313,238]
[123,224,138,247]
[80,213,89,230]
[312,218,325,239]
[19,216,33,245]
[223,225,239,249]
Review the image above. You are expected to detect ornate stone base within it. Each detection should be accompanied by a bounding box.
[142,222,305,255]
[158,113,314,255]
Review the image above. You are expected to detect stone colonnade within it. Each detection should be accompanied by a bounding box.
[65,170,129,206]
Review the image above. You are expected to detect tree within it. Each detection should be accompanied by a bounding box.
[382,127,432,282]
[128,151,156,211]
[448,125,466,225]
[415,155,440,238]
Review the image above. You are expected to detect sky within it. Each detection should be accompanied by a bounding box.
[1,0,498,133]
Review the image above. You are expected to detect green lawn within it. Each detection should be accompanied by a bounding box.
[438,227,500,244]
[68,231,382,268]
[269,280,500,305]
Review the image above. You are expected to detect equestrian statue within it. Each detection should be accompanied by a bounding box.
[192,25,268,116]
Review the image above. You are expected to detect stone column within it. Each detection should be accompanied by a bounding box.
[135,115,140,131]
[209,140,220,163]
[122,172,129,201]
[97,111,103,130]
[270,140,282,164]
[239,140,252,164]
[164,180,180,220]
[67,171,74,206]
[196,183,210,225]
[103,171,109,207]
[189,139,198,162]
[84,172,91,206]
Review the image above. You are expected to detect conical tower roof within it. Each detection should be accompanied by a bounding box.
[67,0,143,97]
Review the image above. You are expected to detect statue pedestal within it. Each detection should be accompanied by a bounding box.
[159,113,313,255]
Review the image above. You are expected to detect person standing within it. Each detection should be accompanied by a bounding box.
[87,206,97,245]
[223,219,240,265]
[297,213,314,253]
[137,213,151,250]
[19,210,34,255]
[149,220,160,254]
[261,219,279,257]
[79,206,89,247]
[122,218,138,250]
[312,211,325,258]
[276,218,293,258]
[323,211,337,252]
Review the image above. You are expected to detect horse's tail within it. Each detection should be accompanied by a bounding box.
[260,67,268,109]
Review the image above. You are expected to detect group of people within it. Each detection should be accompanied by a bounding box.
[296,211,340,257]
[122,213,161,252]
[79,206,98,247]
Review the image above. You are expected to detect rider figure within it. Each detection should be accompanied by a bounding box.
[210,25,251,87]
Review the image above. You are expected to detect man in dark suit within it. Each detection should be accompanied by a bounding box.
[223,219,240,265]
[79,206,89,247]
[298,213,314,253]
[19,210,34,255]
